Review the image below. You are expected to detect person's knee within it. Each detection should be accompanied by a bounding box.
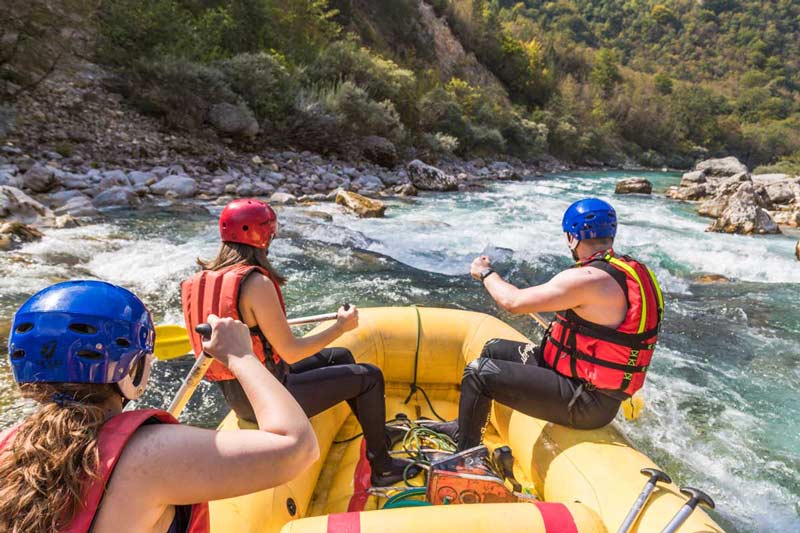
[328,348,356,365]
[354,363,384,383]
[462,357,501,394]
[479,338,505,359]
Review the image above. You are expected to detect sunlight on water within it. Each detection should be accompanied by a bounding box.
[0,171,797,532]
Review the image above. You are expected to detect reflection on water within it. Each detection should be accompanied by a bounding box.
[1,171,798,532]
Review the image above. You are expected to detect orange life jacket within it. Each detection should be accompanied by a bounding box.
[0,409,210,533]
[542,250,664,397]
[181,263,287,382]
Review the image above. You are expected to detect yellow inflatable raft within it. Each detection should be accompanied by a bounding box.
[208,307,723,532]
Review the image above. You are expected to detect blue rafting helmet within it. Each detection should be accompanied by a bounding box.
[8,280,155,400]
[562,198,618,241]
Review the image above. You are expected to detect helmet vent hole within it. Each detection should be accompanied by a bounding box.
[77,350,103,360]
[14,323,34,333]
[585,214,596,220]
[69,324,97,335]
[242,225,249,231]
[115,337,131,347]
[11,349,25,359]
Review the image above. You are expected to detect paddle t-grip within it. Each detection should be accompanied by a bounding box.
[617,468,672,533]
[493,446,522,493]
[660,486,715,533]
[195,323,212,341]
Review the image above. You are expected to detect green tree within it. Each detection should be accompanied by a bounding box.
[590,48,621,96]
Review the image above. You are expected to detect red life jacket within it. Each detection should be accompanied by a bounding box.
[542,250,664,397]
[0,409,210,533]
[181,263,287,382]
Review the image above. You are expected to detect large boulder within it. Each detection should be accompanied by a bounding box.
[93,186,139,208]
[708,182,779,234]
[335,190,386,218]
[20,164,59,193]
[695,156,748,177]
[0,185,54,223]
[0,221,43,251]
[149,174,198,198]
[407,160,457,192]
[751,174,800,205]
[54,195,99,218]
[615,177,653,195]
[207,102,259,138]
[666,183,711,201]
[771,206,800,227]
[361,136,398,168]
[679,170,707,187]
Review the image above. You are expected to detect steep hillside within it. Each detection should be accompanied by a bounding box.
[2,0,798,171]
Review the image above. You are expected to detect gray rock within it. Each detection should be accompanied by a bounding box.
[709,182,779,234]
[60,173,92,190]
[150,175,198,198]
[45,189,86,208]
[394,183,418,197]
[55,195,98,217]
[93,186,139,208]
[750,174,799,205]
[615,177,653,195]
[128,171,156,187]
[360,136,398,168]
[0,185,55,224]
[378,171,405,187]
[407,160,458,192]
[0,221,43,250]
[253,181,275,195]
[207,102,259,138]
[489,161,513,172]
[235,181,257,196]
[695,156,748,177]
[20,164,59,193]
[680,170,707,187]
[269,192,297,205]
[0,165,17,186]
[494,168,522,181]
[352,174,384,194]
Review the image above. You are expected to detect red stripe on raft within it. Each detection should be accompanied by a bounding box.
[537,502,578,533]
[327,513,361,533]
[346,439,372,512]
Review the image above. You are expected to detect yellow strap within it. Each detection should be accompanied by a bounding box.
[607,257,648,333]
[645,266,665,320]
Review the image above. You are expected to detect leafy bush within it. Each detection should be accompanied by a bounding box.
[217,52,297,125]
[128,58,237,130]
[308,39,417,122]
[288,82,405,153]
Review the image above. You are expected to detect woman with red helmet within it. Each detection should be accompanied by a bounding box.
[182,198,416,487]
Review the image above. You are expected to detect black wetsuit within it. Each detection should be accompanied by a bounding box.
[216,348,391,467]
[453,338,622,450]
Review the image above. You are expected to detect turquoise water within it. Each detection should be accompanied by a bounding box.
[0,171,797,532]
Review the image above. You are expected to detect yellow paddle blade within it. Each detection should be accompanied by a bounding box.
[622,393,645,421]
[154,324,192,360]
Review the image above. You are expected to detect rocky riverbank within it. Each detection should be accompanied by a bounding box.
[0,64,570,249]
[665,156,800,235]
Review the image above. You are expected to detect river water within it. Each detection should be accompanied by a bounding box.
[0,171,797,532]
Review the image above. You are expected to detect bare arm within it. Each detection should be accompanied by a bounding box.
[470,255,593,314]
[111,316,320,507]
[240,273,358,364]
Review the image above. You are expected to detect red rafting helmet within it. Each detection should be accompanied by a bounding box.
[219,198,278,248]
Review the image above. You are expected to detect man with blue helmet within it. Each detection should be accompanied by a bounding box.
[0,280,319,532]
[427,198,664,450]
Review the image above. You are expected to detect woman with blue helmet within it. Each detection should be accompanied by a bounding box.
[427,198,664,450]
[0,280,319,532]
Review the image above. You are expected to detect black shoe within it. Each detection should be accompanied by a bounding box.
[370,458,422,487]
[418,419,459,442]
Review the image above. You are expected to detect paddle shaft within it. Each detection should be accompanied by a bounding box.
[166,307,347,418]
[529,312,548,330]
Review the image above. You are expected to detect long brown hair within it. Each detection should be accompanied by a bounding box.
[0,383,118,532]
[198,241,287,285]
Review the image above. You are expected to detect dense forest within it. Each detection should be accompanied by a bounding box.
[4,0,799,170]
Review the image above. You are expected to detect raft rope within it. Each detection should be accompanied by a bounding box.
[403,305,446,422]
